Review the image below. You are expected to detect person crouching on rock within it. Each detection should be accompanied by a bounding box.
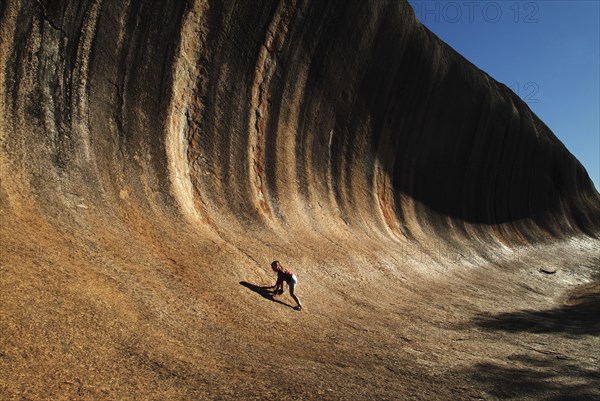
[270,260,303,310]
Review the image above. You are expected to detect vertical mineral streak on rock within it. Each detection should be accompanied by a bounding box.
[71,0,101,162]
[13,13,43,172]
[374,162,402,240]
[0,2,18,136]
[165,0,209,223]
[248,0,298,216]
[0,2,22,210]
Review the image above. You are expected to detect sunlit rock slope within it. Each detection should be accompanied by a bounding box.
[1,0,599,399]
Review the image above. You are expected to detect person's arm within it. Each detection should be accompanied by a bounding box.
[272,272,284,293]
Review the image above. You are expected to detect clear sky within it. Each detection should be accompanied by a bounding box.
[407,0,599,190]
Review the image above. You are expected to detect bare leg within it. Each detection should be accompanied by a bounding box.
[289,286,302,309]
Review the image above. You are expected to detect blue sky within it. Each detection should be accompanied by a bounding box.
[407,0,599,190]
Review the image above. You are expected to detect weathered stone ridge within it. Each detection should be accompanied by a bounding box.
[1,0,598,243]
[1,1,599,399]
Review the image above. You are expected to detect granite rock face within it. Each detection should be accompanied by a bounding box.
[1,1,599,399]
[2,0,598,241]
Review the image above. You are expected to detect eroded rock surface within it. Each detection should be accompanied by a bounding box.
[1,1,599,399]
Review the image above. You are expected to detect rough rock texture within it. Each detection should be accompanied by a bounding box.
[1,0,599,400]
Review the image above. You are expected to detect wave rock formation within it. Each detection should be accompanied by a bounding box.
[2,0,599,399]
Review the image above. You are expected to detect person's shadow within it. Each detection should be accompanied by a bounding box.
[240,281,294,309]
